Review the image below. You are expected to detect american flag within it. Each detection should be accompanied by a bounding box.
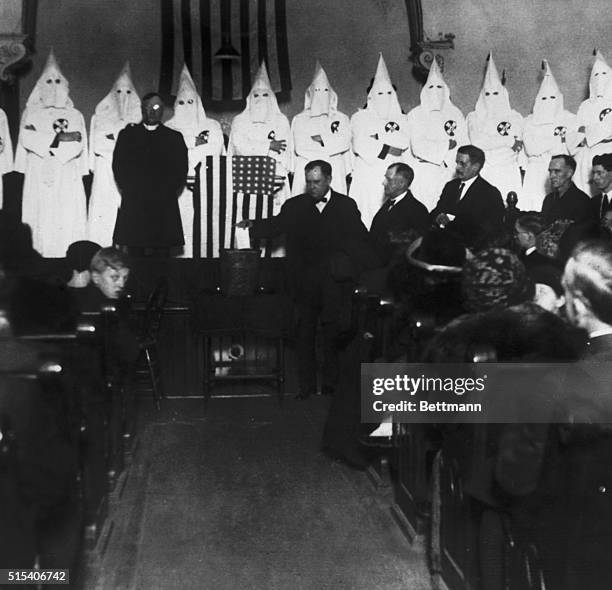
[159,0,291,106]
[192,156,278,257]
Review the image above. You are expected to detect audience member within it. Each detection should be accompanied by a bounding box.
[541,154,593,225]
[530,264,565,314]
[513,213,556,270]
[462,248,534,312]
[430,144,505,248]
[591,153,612,221]
[369,162,429,266]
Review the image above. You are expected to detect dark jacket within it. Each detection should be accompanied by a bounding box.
[430,176,505,247]
[251,191,376,294]
[540,182,593,226]
[113,123,188,247]
[591,192,612,221]
[369,190,430,264]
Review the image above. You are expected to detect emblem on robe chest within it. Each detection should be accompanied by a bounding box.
[330,121,339,133]
[53,119,69,133]
[385,121,400,132]
[553,126,567,139]
[267,130,276,140]
[600,108,612,121]
[444,120,457,137]
[497,121,511,136]
[198,130,209,143]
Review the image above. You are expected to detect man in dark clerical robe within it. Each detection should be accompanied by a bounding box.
[112,92,188,255]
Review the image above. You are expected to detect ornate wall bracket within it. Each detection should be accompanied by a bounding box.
[0,34,28,83]
[405,0,455,83]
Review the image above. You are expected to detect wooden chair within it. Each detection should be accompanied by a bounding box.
[135,277,169,410]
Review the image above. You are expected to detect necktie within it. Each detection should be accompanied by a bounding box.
[455,182,465,203]
[385,198,397,212]
[602,193,610,217]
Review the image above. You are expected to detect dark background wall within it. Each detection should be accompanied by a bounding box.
[17,0,612,129]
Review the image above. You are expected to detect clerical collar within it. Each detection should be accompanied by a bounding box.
[525,246,536,256]
[144,123,161,131]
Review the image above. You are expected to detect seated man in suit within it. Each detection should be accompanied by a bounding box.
[541,154,593,225]
[430,144,505,248]
[591,153,612,222]
[238,159,374,399]
[369,162,430,265]
[513,213,558,271]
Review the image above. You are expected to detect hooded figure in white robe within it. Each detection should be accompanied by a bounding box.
[228,62,291,207]
[167,65,224,257]
[349,54,410,228]
[0,108,13,209]
[87,62,141,246]
[467,53,524,204]
[14,51,88,257]
[406,59,467,211]
[291,62,351,195]
[575,51,612,195]
[522,60,582,211]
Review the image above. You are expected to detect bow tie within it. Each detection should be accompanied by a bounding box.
[314,196,328,204]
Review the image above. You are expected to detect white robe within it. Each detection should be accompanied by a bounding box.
[291,111,351,195]
[522,112,580,211]
[227,111,291,210]
[349,109,410,228]
[87,116,127,246]
[406,105,467,211]
[15,106,88,257]
[467,110,524,204]
[575,98,612,195]
[169,119,225,257]
[0,108,13,209]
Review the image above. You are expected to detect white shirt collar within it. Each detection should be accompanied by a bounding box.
[458,175,478,199]
[388,191,408,206]
[589,327,612,339]
[315,188,332,212]
[144,123,160,131]
[525,246,537,256]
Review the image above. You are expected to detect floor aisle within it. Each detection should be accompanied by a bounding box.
[85,396,431,590]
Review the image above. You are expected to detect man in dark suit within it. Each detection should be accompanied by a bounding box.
[513,213,558,271]
[238,160,373,399]
[540,154,593,225]
[591,153,612,222]
[559,238,612,588]
[430,144,505,248]
[369,162,430,265]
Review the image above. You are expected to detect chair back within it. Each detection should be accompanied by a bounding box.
[140,277,169,343]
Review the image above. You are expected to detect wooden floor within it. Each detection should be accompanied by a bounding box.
[81,394,431,590]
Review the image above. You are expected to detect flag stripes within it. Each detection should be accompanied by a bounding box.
[193,156,278,257]
[159,0,291,106]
